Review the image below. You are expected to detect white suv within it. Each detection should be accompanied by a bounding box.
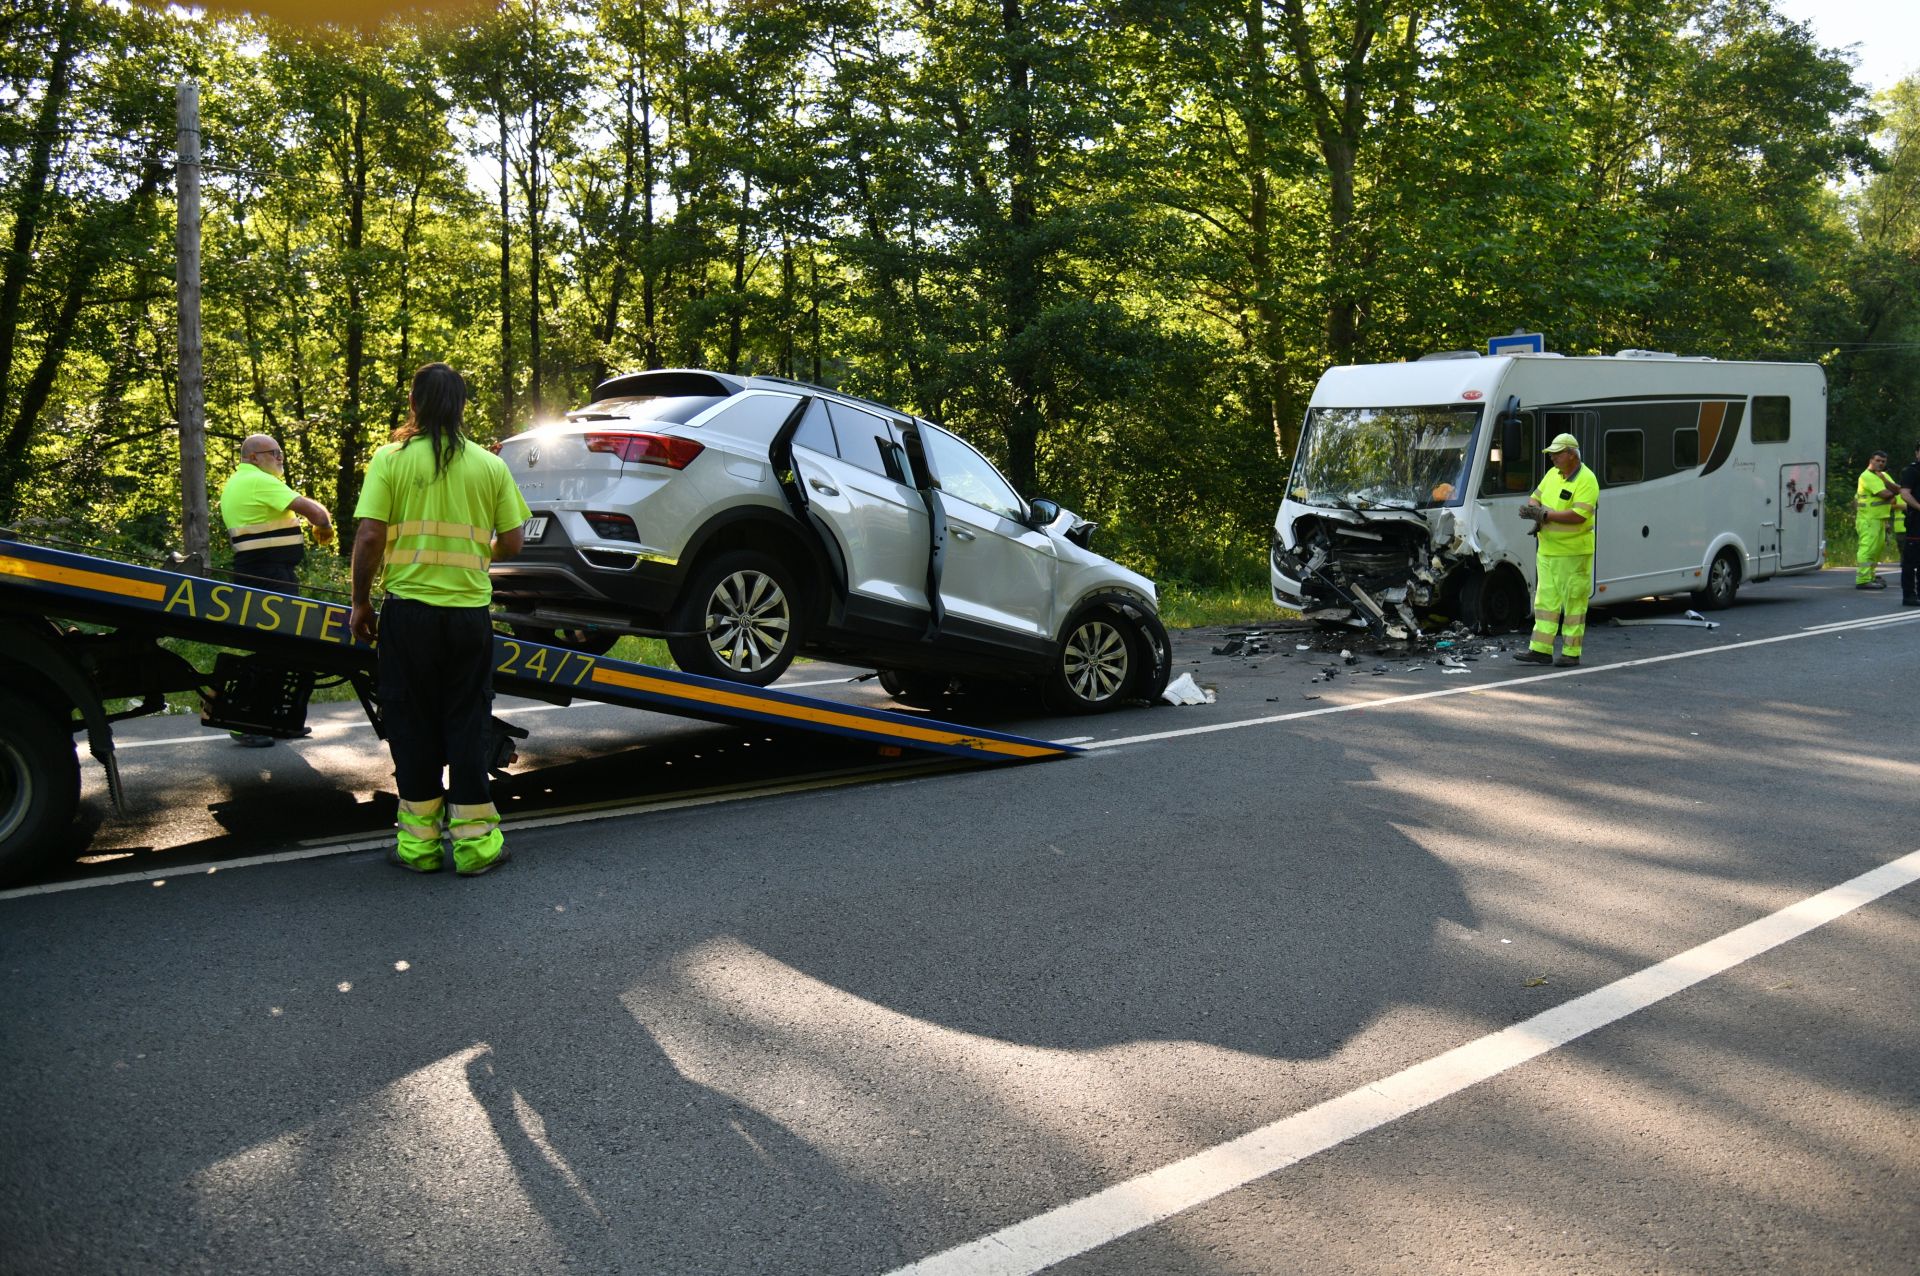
[490,369,1171,712]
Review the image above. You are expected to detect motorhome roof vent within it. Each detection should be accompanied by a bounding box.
[1614,349,1678,359]
[1416,351,1482,361]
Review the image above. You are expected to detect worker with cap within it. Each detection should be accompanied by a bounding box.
[350,362,530,876]
[218,434,333,746]
[1513,433,1599,667]
[1856,450,1901,590]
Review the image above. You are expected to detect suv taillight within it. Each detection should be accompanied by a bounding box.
[583,431,705,469]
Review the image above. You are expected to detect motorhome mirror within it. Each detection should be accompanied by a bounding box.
[1500,413,1525,462]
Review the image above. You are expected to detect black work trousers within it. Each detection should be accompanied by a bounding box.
[1902,532,1920,602]
[377,597,495,805]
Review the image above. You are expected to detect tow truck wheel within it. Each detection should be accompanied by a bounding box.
[667,550,802,686]
[508,624,621,657]
[0,689,80,886]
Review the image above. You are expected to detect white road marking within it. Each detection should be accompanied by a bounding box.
[0,764,952,900]
[1798,611,1920,634]
[1087,609,1920,751]
[887,846,1920,1276]
[40,608,1916,888]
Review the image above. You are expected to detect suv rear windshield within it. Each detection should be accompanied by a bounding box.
[569,395,724,426]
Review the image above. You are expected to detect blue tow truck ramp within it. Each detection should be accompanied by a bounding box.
[0,536,1077,882]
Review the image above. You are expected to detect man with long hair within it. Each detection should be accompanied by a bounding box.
[350,363,531,875]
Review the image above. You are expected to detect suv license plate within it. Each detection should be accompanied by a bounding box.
[524,516,548,542]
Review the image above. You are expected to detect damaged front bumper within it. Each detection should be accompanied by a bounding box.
[1271,509,1471,639]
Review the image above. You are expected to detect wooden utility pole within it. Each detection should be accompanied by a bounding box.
[176,81,209,576]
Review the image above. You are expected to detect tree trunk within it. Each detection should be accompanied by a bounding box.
[1000,0,1043,497]
[389,177,423,431]
[333,88,369,547]
[496,90,514,430]
[0,3,80,514]
[726,170,751,374]
[0,163,164,522]
[527,91,544,418]
[592,64,641,388]
[1243,0,1295,459]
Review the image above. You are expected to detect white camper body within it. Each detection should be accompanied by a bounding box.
[1269,353,1827,634]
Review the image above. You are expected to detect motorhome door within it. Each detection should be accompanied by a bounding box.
[1778,462,1821,570]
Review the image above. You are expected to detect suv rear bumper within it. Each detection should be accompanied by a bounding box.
[490,519,682,619]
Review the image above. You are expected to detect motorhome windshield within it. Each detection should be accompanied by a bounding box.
[1290,404,1482,510]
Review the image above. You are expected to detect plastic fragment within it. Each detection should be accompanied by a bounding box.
[1161,672,1216,705]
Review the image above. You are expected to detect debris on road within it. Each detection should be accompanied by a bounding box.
[1161,672,1217,705]
[1608,610,1719,629]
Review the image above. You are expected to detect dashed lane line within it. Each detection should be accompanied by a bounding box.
[886,845,1920,1276]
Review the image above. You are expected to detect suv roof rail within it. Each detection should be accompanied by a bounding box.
[591,368,745,403]
[752,373,919,423]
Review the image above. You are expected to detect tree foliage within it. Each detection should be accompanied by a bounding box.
[0,0,1903,585]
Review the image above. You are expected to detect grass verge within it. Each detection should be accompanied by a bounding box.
[1157,580,1300,630]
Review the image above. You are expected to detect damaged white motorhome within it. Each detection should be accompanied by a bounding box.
[1270,350,1828,635]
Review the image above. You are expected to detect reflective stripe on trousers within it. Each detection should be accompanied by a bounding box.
[395,796,445,869]
[448,802,504,874]
[1857,513,1892,582]
[1531,554,1593,657]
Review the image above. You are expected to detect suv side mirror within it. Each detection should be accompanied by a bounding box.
[1027,497,1061,529]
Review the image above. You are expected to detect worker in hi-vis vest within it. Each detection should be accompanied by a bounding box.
[218,434,333,747]
[1513,432,1600,668]
[219,434,332,592]
[1854,449,1900,590]
[350,363,531,877]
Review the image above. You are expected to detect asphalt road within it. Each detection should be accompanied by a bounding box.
[3,567,1916,1275]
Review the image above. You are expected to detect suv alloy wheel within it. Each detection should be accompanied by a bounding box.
[666,549,803,685]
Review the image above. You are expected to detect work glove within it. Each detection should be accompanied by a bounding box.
[1519,505,1546,523]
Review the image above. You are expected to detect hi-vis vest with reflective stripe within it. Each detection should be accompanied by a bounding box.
[1531,463,1599,557]
[220,463,305,565]
[354,437,529,608]
[385,519,493,572]
[229,514,303,555]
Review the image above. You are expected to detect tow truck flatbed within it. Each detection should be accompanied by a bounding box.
[0,537,1077,882]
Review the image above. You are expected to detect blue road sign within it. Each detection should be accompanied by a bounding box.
[1488,331,1545,355]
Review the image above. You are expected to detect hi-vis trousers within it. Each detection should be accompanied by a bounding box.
[1530,554,1593,658]
[379,598,505,874]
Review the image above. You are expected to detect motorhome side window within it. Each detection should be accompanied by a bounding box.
[1752,396,1790,442]
[1604,430,1645,485]
[1673,428,1700,469]
[1587,401,1702,484]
